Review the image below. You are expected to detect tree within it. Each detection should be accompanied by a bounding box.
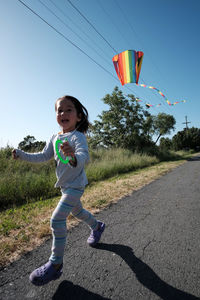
[18,135,46,152]
[172,127,200,150]
[152,113,176,144]
[89,87,153,151]
[159,137,173,150]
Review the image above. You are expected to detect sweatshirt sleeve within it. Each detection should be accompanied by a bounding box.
[15,136,54,163]
[72,133,90,168]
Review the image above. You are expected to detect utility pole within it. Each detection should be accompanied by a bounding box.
[182,116,191,130]
[182,116,191,150]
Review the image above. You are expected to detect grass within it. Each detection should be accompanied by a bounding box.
[87,149,159,181]
[0,147,158,209]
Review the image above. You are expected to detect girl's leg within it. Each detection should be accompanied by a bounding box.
[71,200,105,246]
[49,192,79,264]
[29,189,90,286]
[71,200,98,230]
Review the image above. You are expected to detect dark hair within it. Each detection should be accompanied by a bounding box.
[55,95,89,133]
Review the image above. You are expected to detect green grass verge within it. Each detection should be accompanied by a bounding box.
[0,147,195,209]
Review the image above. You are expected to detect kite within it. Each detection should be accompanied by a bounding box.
[145,103,153,109]
[112,50,144,85]
[136,97,161,108]
[136,84,172,105]
[135,97,142,102]
[145,103,162,109]
[112,50,186,107]
[173,100,186,105]
[136,96,185,109]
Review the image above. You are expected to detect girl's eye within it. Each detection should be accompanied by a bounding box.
[58,109,72,113]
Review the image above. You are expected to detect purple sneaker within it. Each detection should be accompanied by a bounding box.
[87,221,105,247]
[29,261,63,286]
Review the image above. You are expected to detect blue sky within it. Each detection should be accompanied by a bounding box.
[0,0,200,148]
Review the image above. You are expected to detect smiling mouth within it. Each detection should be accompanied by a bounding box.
[61,119,69,123]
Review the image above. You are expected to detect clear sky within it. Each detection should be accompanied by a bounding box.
[0,0,200,148]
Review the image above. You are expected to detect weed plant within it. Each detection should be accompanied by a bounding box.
[0,146,192,210]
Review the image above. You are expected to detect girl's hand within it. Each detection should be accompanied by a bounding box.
[12,149,18,160]
[60,140,77,167]
[60,141,75,158]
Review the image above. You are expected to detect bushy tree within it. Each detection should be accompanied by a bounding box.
[159,137,173,150]
[172,127,200,150]
[89,87,153,151]
[89,87,178,153]
[152,113,176,144]
[18,135,46,152]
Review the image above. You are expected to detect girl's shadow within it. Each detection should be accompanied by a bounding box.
[53,280,110,300]
[53,243,199,300]
[94,243,199,300]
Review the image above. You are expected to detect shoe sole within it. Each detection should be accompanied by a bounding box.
[30,270,62,286]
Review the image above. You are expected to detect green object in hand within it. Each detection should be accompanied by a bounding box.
[55,138,74,164]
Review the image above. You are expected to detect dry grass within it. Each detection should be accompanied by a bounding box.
[0,160,185,268]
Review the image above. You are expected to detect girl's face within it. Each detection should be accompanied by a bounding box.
[56,99,81,133]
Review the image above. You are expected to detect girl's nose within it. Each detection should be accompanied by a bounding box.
[61,111,67,116]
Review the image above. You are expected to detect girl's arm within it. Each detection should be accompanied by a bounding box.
[72,134,90,168]
[12,137,54,163]
[61,133,89,168]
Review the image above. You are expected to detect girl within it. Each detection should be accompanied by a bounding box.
[12,95,105,286]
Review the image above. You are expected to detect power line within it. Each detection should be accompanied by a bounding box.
[96,1,158,110]
[17,0,139,100]
[18,1,146,108]
[97,0,132,49]
[17,0,170,113]
[66,0,118,54]
[37,0,111,66]
[17,0,117,81]
[96,1,170,113]
[67,0,160,112]
[48,0,112,63]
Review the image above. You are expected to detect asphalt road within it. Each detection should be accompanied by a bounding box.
[1,156,200,300]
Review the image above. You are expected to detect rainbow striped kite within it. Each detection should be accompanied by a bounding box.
[113,50,186,107]
[112,50,144,85]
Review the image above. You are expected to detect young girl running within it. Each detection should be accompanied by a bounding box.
[12,95,105,286]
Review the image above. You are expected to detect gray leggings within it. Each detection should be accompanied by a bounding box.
[49,188,98,264]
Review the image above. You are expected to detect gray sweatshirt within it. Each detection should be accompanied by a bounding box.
[16,131,89,190]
